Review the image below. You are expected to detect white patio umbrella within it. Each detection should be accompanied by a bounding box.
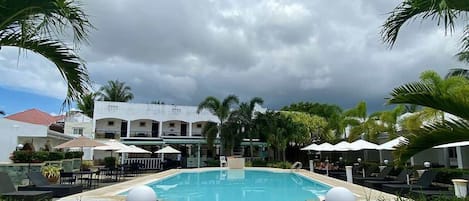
[116,145,151,154]
[94,139,129,157]
[376,136,408,163]
[349,139,379,151]
[333,141,353,151]
[301,143,319,151]
[314,142,335,151]
[433,141,469,169]
[155,146,181,169]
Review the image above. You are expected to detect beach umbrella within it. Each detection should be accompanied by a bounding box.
[314,142,335,151]
[433,141,469,169]
[55,136,106,149]
[333,141,353,151]
[155,146,181,154]
[116,145,151,154]
[377,136,408,150]
[301,143,319,151]
[94,139,129,157]
[349,139,379,151]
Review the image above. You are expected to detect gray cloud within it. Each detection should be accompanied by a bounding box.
[1,0,465,113]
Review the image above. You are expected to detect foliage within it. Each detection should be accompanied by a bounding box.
[205,159,220,167]
[80,160,93,170]
[280,111,329,142]
[251,159,268,167]
[0,0,93,107]
[381,0,469,62]
[104,156,116,168]
[11,151,32,163]
[343,101,386,142]
[201,122,218,157]
[388,70,469,164]
[32,151,49,162]
[77,92,97,117]
[267,161,292,169]
[98,80,134,102]
[432,168,469,184]
[47,152,65,161]
[64,151,83,159]
[41,165,61,179]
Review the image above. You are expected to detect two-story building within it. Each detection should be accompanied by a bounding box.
[92,101,267,168]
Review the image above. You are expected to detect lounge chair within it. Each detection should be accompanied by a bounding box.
[0,172,53,201]
[353,166,393,185]
[364,169,412,189]
[381,170,440,195]
[409,175,469,200]
[18,172,83,197]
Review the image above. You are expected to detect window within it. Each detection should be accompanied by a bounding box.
[73,127,84,135]
[197,124,202,128]
[139,122,146,127]
[108,121,114,126]
[169,123,175,127]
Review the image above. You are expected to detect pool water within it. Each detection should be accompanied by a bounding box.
[127,170,330,201]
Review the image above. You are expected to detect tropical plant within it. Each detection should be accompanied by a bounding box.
[97,80,134,102]
[197,95,239,155]
[381,0,469,62]
[41,165,61,183]
[77,92,96,117]
[0,0,93,106]
[388,70,469,164]
[201,122,218,158]
[343,101,385,142]
[374,105,406,139]
[280,111,329,143]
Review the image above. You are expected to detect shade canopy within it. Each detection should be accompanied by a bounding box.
[377,136,408,150]
[314,142,335,151]
[333,141,353,151]
[94,139,129,151]
[349,139,379,151]
[155,146,181,154]
[434,141,469,149]
[116,145,151,153]
[55,136,107,149]
[301,143,319,151]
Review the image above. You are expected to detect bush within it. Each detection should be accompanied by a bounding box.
[251,159,268,167]
[47,152,65,161]
[267,161,292,169]
[81,160,93,170]
[433,168,469,184]
[11,151,31,163]
[104,157,116,168]
[32,151,49,162]
[64,151,83,159]
[205,159,219,167]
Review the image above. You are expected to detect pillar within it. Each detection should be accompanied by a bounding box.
[188,122,192,137]
[159,121,163,137]
[457,146,464,169]
[127,120,131,138]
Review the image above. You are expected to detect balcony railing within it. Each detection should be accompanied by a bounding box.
[95,129,121,139]
[129,131,157,138]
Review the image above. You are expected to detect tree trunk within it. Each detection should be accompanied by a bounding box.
[282,149,286,162]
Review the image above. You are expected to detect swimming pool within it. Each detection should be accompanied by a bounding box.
[123,169,330,201]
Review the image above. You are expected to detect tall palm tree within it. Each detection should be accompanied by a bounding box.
[388,70,469,163]
[201,122,218,158]
[343,101,384,142]
[77,92,96,117]
[232,97,263,160]
[98,80,134,102]
[381,0,469,62]
[0,0,93,106]
[197,95,239,155]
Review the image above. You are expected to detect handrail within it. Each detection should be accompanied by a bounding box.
[291,161,302,171]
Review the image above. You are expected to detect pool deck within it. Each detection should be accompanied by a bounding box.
[57,167,401,201]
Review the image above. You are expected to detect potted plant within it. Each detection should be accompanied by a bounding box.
[41,165,61,183]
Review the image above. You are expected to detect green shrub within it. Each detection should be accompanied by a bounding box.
[32,151,49,162]
[64,151,83,159]
[11,151,31,163]
[245,161,252,167]
[47,152,65,161]
[433,168,469,184]
[81,160,93,170]
[104,157,116,168]
[251,159,268,167]
[267,161,292,169]
[205,159,220,167]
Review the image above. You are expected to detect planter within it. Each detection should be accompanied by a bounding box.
[46,176,59,184]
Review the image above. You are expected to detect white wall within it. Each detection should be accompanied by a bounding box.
[95,118,124,132]
[130,119,152,133]
[0,119,48,162]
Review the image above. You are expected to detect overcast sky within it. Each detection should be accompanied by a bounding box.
[0,0,466,114]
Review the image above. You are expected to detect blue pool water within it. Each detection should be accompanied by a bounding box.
[124,170,330,201]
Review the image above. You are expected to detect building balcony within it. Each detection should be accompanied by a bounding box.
[129,130,158,138]
[95,129,121,139]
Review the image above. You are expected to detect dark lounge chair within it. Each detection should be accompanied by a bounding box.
[353,166,393,185]
[364,169,412,189]
[381,170,440,195]
[18,172,83,197]
[0,172,53,201]
[409,175,469,200]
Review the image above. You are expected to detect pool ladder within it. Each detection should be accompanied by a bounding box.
[291,161,302,171]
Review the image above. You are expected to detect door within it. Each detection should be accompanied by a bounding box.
[120,121,127,138]
[152,122,159,137]
[180,123,187,136]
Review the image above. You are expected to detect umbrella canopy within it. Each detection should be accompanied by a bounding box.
[116,145,151,153]
[301,143,319,151]
[94,139,129,151]
[377,136,408,150]
[55,136,107,149]
[434,141,469,149]
[314,142,335,151]
[333,141,353,151]
[349,139,379,151]
[155,146,181,154]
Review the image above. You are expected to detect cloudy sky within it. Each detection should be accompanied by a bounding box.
[0,0,466,115]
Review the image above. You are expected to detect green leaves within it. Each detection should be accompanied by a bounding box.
[97,80,134,102]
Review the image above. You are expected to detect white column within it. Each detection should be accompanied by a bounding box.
[217,123,220,138]
[457,146,464,169]
[159,121,163,137]
[345,166,353,183]
[127,120,131,138]
[188,122,192,137]
[197,144,201,168]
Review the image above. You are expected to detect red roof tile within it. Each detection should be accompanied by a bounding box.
[5,109,64,126]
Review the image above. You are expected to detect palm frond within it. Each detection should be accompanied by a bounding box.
[197,96,220,115]
[202,122,218,149]
[0,33,89,106]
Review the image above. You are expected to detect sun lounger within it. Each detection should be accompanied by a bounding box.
[409,175,469,200]
[353,166,393,185]
[18,172,82,197]
[364,169,412,189]
[381,170,440,195]
[0,172,53,201]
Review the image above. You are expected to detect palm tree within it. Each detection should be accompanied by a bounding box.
[388,70,469,163]
[0,0,93,106]
[197,95,239,155]
[201,122,218,158]
[381,0,469,62]
[77,92,97,117]
[0,110,4,115]
[98,80,134,102]
[343,101,385,142]
[232,97,264,160]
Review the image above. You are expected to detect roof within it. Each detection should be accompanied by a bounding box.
[5,109,64,126]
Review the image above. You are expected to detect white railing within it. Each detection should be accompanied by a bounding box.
[124,158,162,170]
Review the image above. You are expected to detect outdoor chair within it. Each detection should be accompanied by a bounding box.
[0,172,53,201]
[364,169,413,189]
[409,174,469,200]
[18,172,82,197]
[220,156,227,167]
[59,171,76,184]
[353,166,393,185]
[381,170,440,195]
